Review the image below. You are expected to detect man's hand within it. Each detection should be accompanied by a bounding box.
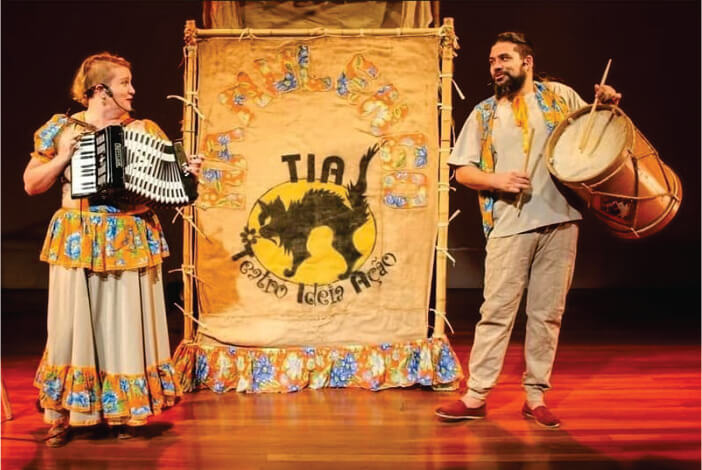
[455,166,529,193]
[490,171,530,193]
[594,84,622,105]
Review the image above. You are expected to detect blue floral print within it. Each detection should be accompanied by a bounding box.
[330,353,357,387]
[64,232,81,259]
[102,391,119,413]
[195,353,210,383]
[252,356,275,390]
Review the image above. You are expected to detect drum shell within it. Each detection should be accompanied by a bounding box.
[545,105,682,239]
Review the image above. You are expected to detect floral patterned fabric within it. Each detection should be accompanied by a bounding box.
[31,112,167,163]
[173,337,463,393]
[32,114,70,163]
[474,81,570,237]
[31,112,180,427]
[39,207,169,272]
[33,113,171,271]
[34,351,181,426]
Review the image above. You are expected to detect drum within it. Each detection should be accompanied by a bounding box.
[545,104,682,239]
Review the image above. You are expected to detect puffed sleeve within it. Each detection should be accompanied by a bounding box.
[30,114,69,163]
[546,82,587,111]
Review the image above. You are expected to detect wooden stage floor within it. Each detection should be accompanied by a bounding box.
[2,288,700,469]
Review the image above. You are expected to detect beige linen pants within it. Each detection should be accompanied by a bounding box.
[467,222,578,403]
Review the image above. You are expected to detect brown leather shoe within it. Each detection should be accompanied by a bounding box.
[435,400,486,421]
[522,403,561,428]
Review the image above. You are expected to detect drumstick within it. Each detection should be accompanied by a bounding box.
[578,58,612,152]
[517,127,535,214]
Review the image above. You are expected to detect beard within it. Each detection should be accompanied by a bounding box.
[494,70,526,99]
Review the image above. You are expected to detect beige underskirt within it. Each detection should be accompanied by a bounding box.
[40,265,175,426]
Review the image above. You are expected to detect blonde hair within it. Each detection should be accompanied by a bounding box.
[71,52,131,107]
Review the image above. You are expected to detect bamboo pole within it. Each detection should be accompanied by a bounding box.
[433,17,457,338]
[182,20,198,341]
[195,27,444,38]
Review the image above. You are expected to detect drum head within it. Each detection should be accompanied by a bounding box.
[548,105,631,182]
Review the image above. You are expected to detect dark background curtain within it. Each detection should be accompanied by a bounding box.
[2,1,698,292]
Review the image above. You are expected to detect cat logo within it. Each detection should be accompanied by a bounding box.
[241,146,378,286]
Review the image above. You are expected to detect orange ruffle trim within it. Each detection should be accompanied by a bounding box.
[40,208,169,272]
[173,336,463,394]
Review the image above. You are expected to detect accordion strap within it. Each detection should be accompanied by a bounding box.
[65,115,97,132]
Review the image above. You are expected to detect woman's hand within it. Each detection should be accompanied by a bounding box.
[55,127,82,165]
[24,127,82,195]
[186,154,203,178]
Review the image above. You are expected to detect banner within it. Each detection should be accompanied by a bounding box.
[191,35,441,348]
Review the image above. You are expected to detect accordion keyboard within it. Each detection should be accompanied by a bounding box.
[70,133,98,198]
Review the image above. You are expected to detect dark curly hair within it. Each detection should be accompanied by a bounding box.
[494,32,535,60]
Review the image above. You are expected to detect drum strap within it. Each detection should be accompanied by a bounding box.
[473,81,570,237]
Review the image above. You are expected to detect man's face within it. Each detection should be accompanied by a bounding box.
[489,41,528,98]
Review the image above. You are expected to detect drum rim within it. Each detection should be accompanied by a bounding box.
[545,104,634,185]
[594,166,683,239]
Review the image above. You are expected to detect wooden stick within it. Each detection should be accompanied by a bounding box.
[517,127,535,214]
[578,58,612,151]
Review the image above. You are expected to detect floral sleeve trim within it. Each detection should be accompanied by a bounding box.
[39,208,170,272]
[173,337,464,394]
[34,353,182,427]
[31,114,69,162]
[30,114,165,163]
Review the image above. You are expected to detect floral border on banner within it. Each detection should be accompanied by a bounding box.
[173,336,463,393]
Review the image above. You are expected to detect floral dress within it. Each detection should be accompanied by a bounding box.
[31,112,182,427]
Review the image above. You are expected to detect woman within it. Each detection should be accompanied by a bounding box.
[24,52,201,447]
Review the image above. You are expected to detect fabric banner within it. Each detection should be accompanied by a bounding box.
[192,34,441,348]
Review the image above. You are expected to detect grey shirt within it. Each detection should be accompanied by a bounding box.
[449,82,586,238]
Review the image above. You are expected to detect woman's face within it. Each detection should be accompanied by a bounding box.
[104,66,135,112]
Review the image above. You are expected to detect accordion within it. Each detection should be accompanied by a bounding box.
[70,125,198,207]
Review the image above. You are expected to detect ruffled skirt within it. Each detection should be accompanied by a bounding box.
[33,265,181,426]
[39,208,169,272]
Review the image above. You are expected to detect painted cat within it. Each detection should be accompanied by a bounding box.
[257,145,378,280]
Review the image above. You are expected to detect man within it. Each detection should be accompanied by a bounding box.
[435,32,621,427]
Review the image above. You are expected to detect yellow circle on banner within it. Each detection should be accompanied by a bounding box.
[248,180,376,285]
